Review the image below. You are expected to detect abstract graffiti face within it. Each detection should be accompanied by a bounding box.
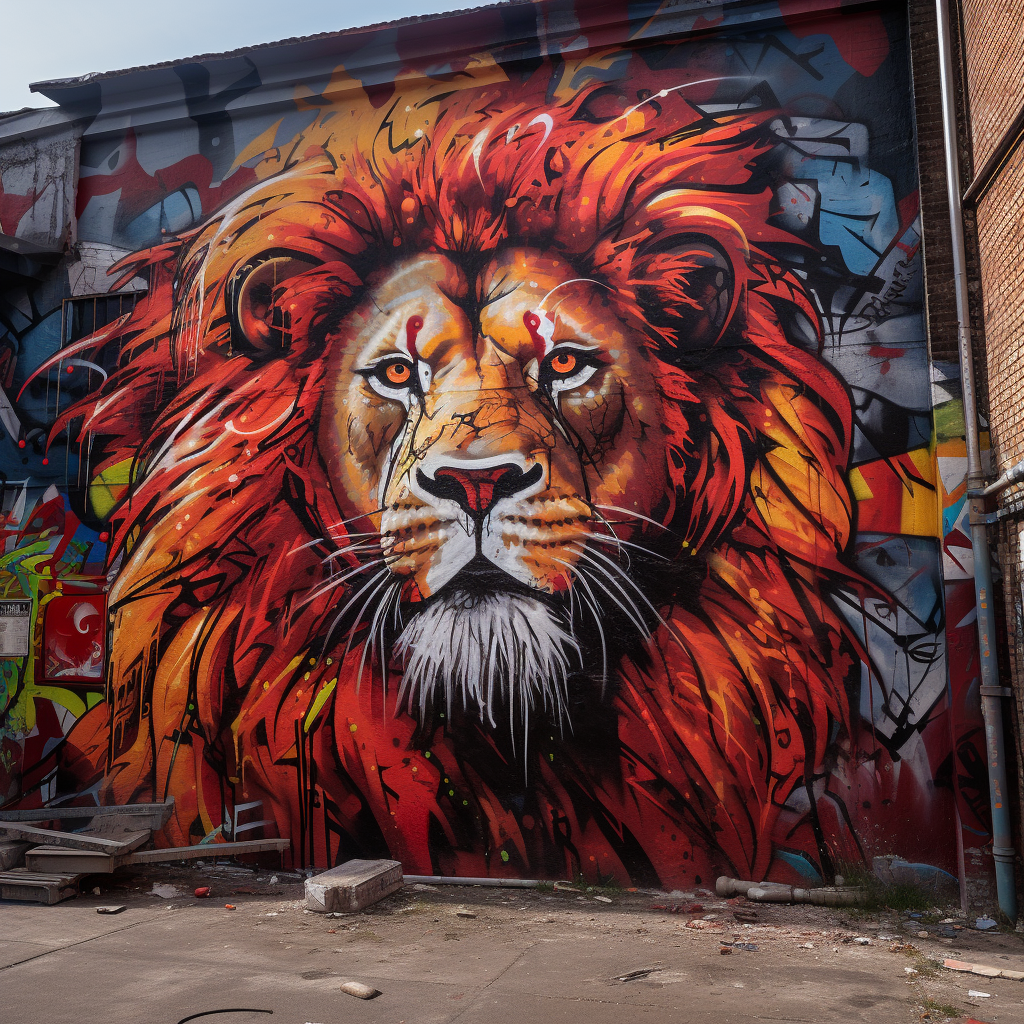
[2,3,971,893]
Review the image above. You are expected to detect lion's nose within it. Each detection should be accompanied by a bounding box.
[417,463,543,518]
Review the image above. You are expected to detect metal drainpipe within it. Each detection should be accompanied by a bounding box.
[936,0,1018,923]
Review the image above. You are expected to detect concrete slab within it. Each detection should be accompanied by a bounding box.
[304,858,403,914]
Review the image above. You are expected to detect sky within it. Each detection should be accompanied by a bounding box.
[0,0,483,112]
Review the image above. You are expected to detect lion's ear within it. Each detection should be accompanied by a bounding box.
[229,253,321,354]
[632,200,747,351]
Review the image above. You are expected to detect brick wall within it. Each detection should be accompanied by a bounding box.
[977,147,1024,471]
[957,0,1024,905]
[961,0,1024,168]
[976,144,1024,868]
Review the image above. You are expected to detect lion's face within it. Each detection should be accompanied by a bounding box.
[316,248,673,729]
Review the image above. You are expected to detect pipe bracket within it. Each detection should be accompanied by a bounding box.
[980,685,1013,698]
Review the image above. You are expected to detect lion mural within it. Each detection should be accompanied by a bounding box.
[49,56,872,887]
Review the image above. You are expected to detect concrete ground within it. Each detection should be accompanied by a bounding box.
[2,866,1024,1024]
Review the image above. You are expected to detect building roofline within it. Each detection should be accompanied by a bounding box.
[29,2,517,95]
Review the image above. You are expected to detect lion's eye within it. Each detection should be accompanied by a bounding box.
[363,357,417,393]
[550,352,577,375]
[383,361,412,386]
[539,346,604,392]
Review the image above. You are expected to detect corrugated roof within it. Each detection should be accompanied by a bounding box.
[29,2,518,93]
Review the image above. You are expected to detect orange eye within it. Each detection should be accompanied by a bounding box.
[384,361,412,385]
[549,352,577,375]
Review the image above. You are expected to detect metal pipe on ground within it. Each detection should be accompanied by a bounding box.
[717,876,865,907]
[403,875,547,888]
[936,0,1018,925]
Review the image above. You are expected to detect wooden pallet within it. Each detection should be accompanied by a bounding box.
[0,869,82,905]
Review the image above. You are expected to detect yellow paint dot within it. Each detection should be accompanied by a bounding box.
[682,540,689,548]
[349,723,358,733]
[304,672,310,680]
[262,681,269,690]
[326,658,333,666]
[309,658,315,666]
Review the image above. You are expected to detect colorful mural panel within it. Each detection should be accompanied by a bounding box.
[0,1,980,889]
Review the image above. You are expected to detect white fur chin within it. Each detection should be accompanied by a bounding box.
[393,590,578,747]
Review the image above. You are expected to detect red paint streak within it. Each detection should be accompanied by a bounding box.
[405,315,424,356]
[0,185,37,236]
[869,344,905,359]
[896,192,920,232]
[523,311,545,362]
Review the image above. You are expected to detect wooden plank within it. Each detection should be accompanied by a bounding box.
[0,870,82,905]
[25,847,121,874]
[0,823,150,853]
[0,799,174,829]
[128,838,290,864]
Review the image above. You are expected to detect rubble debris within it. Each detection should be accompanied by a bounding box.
[553,881,581,892]
[455,910,477,918]
[194,887,211,898]
[305,858,403,915]
[0,841,30,870]
[974,917,998,931]
[593,895,613,904]
[339,981,380,999]
[614,966,661,982]
[944,958,1024,981]
[733,908,759,923]
[967,990,991,998]
[150,883,181,899]
[96,905,126,914]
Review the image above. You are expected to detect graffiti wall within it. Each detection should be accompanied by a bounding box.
[0,0,982,889]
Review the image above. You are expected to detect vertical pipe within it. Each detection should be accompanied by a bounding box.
[935,0,1018,923]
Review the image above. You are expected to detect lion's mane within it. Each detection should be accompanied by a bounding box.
[55,57,869,886]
